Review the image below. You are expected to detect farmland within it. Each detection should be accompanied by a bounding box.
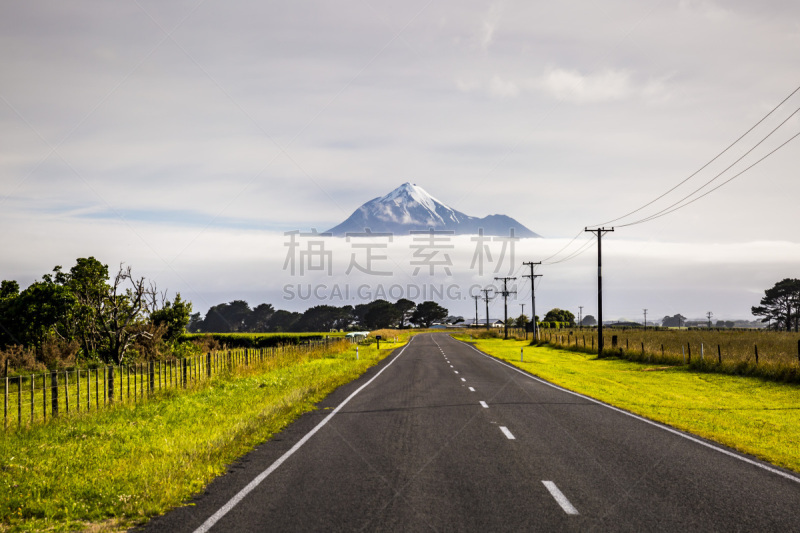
[0,332,408,532]
[519,327,800,382]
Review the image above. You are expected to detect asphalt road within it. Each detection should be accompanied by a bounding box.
[142,333,800,532]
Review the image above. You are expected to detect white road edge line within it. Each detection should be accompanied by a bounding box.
[500,426,515,439]
[192,337,416,533]
[542,481,579,515]
[480,401,489,408]
[457,339,800,485]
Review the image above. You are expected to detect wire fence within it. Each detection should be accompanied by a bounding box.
[3,338,350,431]
[529,328,800,380]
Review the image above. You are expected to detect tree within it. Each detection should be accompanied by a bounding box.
[516,314,529,330]
[364,300,401,330]
[294,305,350,332]
[581,315,597,326]
[411,301,448,328]
[245,303,275,332]
[150,293,192,343]
[8,280,75,349]
[661,314,687,328]
[187,312,203,333]
[543,308,575,326]
[268,310,301,332]
[64,257,111,357]
[96,265,154,365]
[202,300,252,332]
[394,298,416,329]
[752,278,800,331]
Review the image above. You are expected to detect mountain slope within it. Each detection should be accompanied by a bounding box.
[326,183,540,237]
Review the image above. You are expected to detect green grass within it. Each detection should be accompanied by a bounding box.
[0,338,405,532]
[534,327,800,382]
[456,335,800,474]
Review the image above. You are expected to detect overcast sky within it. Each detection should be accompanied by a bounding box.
[2,0,799,321]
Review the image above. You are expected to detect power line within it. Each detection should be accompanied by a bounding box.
[617,128,800,227]
[585,227,614,354]
[494,277,517,340]
[522,261,542,342]
[593,82,800,227]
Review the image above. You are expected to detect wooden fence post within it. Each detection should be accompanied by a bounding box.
[17,376,22,429]
[755,344,759,364]
[149,361,155,393]
[30,375,34,425]
[108,366,114,404]
[43,373,47,422]
[51,372,59,417]
[718,345,721,364]
[207,352,212,378]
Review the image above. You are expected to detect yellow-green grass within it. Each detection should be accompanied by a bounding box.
[456,335,800,474]
[0,340,404,532]
[536,328,800,375]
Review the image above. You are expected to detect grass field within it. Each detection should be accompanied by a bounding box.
[501,327,800,383]
[0,333,409,532]
[456,335,800,475]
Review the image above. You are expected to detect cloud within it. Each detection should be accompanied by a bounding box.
[479,2,504,50]
[488,75,519,98]
[535,67,634,103]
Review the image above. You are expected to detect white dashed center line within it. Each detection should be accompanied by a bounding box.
[468,387,475,392]
[479,401,489,408]
[500,426,515,439]
[460,378,466,382]
[542,481,579,515]
[454,371,459,374]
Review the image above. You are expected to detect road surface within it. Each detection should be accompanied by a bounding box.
[142,333,800,532]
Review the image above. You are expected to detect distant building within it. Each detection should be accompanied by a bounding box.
[462,319,505,328]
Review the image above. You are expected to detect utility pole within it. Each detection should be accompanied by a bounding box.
[579,306,584,330]
[520,303,526,340]
[481,288,494,330]
[473,294,480,329]
[494,277,517,340]
[643,309,648,330]
[585,227,614,355]
[707,311,713,329]
[522,261,542,343]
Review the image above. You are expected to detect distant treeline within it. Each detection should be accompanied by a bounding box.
[189,298,449,333]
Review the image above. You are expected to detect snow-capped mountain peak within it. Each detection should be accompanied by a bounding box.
[326,182,540,237]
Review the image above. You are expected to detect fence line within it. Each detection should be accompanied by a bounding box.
[529,329,800,367]
[3,337,349,431]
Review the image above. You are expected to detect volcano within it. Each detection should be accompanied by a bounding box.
[326,182,540,237]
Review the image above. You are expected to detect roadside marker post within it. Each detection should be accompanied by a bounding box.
[356,346,359,360]
[521,348,524,362]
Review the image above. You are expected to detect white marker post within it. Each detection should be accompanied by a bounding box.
[356,346,359,360]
